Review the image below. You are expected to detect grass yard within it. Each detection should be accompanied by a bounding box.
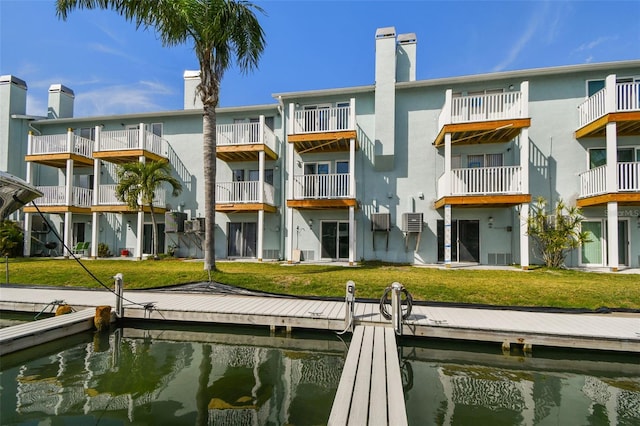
[2,258,639,311]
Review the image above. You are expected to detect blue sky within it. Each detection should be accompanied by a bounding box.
[1,0,639,117]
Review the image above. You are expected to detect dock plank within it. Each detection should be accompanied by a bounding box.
[328,326,365,426]
[384,327,408,426]
[369,327,388,426]
[348,326,375,425]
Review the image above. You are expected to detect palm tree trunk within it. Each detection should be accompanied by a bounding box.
[150,204,158,259]
[203,104,216,271]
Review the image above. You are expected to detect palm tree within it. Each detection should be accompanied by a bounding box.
[115,161,182,259]
[56,0,266,273]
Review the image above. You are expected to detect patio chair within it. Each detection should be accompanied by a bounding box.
[72,242,90,256]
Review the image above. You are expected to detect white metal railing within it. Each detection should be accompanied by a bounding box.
[29,185,92,207]
[98,129,165,157]
[617,81,640,112]
[29,134,93,157]
[293,106,351,134]
[97,184,165,207]
[99,129,138,151]
[579,165,607,197]
[216,122,277,154]
[72,187,92,207]
[578,88,607,128]
[578,82,640,128]
[32,186,66,206]
[217,122,260,145]
[579,162,640,197]
[618,161,640,192]
[449,166,522,195]
[216,181,276,205]
[292,173,351,199]
[450,92,523,124]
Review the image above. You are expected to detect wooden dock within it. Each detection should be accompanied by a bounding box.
[0,308,97,356]
[328,326,407,426]
[0,285,639,354]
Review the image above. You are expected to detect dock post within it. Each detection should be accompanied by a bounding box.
[114,273,124,318]
[345,280,356,332]
[391,282,404,336]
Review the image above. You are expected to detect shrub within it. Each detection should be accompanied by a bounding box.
[0,220,24,257]
[98,243,111,257]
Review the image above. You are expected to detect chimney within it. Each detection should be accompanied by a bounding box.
[48,84,74,119]
[0,75,28,176]
[397,33,417,82]
[374,27,397,171]
[184,70,203,109]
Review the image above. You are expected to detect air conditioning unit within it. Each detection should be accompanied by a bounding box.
[371,213,391,231]
[184,220,193,233]
[401,213,423,233]
[191,217,206,233]
[165,212,187,233]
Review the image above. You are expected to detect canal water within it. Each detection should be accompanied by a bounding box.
[1,322,638,425]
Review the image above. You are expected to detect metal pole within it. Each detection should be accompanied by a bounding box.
[345,280,355,332]
[114,273,124,318]
[391,281,403,336]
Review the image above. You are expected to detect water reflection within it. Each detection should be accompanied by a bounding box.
[0,325,346,425]
[400,343,640,425]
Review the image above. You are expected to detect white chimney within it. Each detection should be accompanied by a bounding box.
[183,70,203,109]
[397,33,417,82]
[374,27,397,171]
[48,84,74,119]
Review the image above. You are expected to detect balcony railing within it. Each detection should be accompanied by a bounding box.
[97,184,166,208]
[292,173,351,199]
[438,92,524,129]
[216,181,275,205]
[578,82,640,128]
[580,162,640,197]
[97,129,165,157]
[438,166,523,197]
[31,186,92,208]
[216,122,276,153]
[292,106,352,134]
[29,134,93,158]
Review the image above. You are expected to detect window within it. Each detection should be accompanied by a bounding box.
[150,123,163,137]
[587,80,605,97]
[248,169,274,185]
[467,154,484,168]
[233,169,245,182]
[467,153,502,168]
[78,127,95,141]
[589,147,638,169]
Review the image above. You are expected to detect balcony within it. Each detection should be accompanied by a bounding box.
[435,166,530,208]
[577,162,640,207]
[576,81,640,138]
[26,133,94,168]
[23,185,92,213]
[216,121,278,162]
[288,100,358,153]
[93,128,167,164]
[92,184,167,213]
[434,87,531,147]
[287,173,356,209]
[215,181,277,213]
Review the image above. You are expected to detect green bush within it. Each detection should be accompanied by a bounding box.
[98,243,111,257]
[0,220,24,257]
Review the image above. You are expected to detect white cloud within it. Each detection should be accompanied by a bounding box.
[74,80,175,116]
[574,36,618,53]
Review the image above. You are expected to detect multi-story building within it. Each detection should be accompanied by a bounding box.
[1,27,638,270]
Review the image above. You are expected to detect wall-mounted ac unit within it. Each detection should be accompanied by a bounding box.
[371,213,391,231]
[401,213,423,233]
[165,212,187,233]
[191,218,206,233]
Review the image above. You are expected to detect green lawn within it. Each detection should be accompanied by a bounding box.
[2,258,639,310]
